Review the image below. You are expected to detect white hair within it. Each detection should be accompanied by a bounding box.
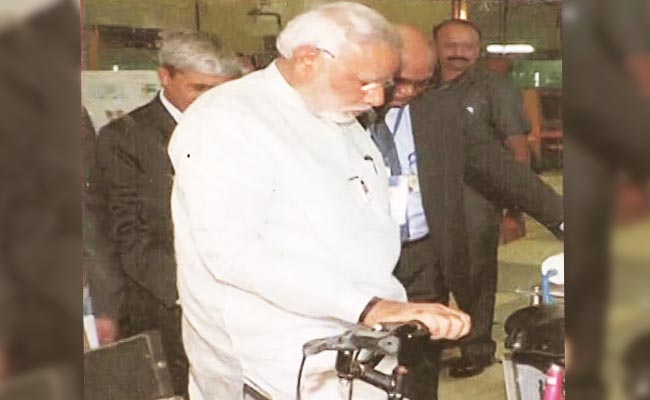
[158,30,242,77]
[276,1,401,58]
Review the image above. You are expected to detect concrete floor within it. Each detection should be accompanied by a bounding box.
[438,213,564,400]
[439,171,650,400]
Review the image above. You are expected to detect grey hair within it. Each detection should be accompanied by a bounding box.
[158,30,242,77]
[276,1,401,58]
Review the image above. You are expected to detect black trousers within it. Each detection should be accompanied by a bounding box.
[457,186,501,363]
[394,235,448,400]
[119,282,189,397]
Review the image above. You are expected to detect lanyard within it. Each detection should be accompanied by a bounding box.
[391,107,405,136]
[390,107,418,174]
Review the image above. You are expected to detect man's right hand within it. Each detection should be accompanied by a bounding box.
[361,299,471,340]
[95,317,120,345]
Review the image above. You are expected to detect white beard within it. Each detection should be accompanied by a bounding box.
[315,106,371,124]
[316,110,357,124]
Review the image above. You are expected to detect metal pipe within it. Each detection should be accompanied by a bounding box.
[194,0,201,31]
[452,0,462,19]
[247,8,282,29]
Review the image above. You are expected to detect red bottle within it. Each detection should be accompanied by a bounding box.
[543,364,565,400]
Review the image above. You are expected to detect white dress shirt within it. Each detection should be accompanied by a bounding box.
[384,106,430,241]
[168,62,407,399]
[159,89,182,123]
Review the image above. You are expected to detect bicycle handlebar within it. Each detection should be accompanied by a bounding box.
[300,321,430,399]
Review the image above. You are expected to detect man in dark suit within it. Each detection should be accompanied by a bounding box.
[365,25,563,400]
[432,19,539,377]
[87,30,241,396]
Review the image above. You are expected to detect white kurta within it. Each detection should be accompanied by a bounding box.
[168,62,407,399]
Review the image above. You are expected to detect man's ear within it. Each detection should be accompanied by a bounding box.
[157,67,171,87]
[292,46,324,78]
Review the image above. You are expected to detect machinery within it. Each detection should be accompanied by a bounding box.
[503,253,565,400]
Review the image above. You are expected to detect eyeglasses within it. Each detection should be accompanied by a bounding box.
[316,48,395,93]
[392,77,434,90]
[359,80,395,92]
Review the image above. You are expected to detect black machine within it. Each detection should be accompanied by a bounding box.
[502,299,565,400]
[300,321,431,400]
[84,331,175,400]
[504,303,565,370]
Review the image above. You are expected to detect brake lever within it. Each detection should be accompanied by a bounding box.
[301,322,430,399]
[302,323,416,357]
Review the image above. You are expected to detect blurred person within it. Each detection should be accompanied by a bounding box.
[87,30,241,396]
[364,25,563,398]
[168,3,471,399]
[624,333,650,400]
[564,0,650,398]
[0,0,81,395]
[0,350,8,383]
[432,18,534,378]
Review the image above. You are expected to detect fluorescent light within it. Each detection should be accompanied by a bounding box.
[486,44,535,54]
[459,0,468,20]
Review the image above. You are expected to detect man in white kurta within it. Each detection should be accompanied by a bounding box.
[169,60,405,398]
[168,3,470,399]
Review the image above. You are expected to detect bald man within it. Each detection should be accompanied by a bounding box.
[366,25,563,396]
[364,25,449,398]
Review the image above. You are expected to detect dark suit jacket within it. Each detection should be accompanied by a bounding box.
[84,107,125,317]
[409,86,563,300]
[90,96,178,315]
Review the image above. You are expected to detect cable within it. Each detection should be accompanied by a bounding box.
[348,378,354,400]
[297,352,359,400]
[347,350,360,400]
[296,355,307,400]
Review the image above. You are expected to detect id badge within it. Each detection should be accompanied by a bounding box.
[388,175,409,225]
[407,174,420,193]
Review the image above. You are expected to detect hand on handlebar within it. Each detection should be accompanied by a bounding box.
[361,300,471,340]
